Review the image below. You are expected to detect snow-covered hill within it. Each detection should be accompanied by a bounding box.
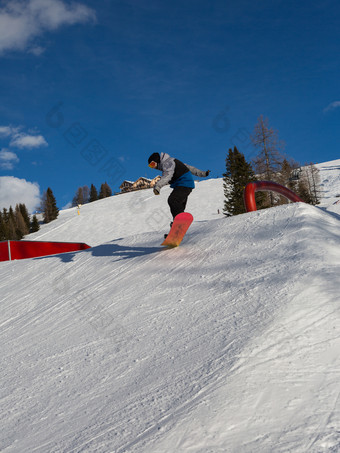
[317,159,340,214]
[1,160,340,452]
[28,178,225,247]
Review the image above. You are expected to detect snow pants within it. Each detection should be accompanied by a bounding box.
[168,187,193,219]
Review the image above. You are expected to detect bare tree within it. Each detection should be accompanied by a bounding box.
[251,115,286,206]
[303,163,321,205]
[82,185,90,203]
[251,115,285,177]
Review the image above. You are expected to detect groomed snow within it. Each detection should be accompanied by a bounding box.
[1,161,340,452]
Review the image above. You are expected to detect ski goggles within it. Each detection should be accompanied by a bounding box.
[148,161,157,169]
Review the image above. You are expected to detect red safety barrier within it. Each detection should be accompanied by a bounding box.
[0,240,91,262]
[0,241,10,261]
[244,181,304,212]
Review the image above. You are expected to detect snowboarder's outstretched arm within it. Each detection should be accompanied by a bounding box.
[185,164,210,178]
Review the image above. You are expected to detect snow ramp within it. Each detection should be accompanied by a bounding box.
[0,203,339,453]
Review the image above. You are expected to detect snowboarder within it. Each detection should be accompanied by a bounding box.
[148,152,210,219]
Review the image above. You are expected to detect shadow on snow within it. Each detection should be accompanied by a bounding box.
[33,239,164,263]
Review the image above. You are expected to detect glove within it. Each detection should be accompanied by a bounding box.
[153,188,160,195]
[205,170,211,177]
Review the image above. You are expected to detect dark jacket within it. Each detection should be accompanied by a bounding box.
[155,153,207,192]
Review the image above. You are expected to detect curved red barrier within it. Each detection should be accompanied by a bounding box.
[244,181,304,212]
[0,240,91,262]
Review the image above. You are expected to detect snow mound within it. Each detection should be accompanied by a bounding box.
[1,162,340,452]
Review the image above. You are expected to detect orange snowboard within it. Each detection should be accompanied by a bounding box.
[161,212,193,248]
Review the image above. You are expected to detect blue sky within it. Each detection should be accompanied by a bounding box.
[0,0,340,212]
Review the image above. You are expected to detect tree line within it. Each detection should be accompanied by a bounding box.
[0,187,59,241]
[223,115,321,216]
[71,182,112,207]
[0,182,113,242]
[0,204,40,241]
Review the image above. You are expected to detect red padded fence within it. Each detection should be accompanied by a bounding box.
[244,181,304,212]
[0,240,91,262]
[0,241,10,262]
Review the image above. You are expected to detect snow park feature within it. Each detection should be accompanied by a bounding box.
[0,240,91,261]
[244,180,304,212]
[1,160,340,452]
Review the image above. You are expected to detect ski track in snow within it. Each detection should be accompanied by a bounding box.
[1,164,340,452]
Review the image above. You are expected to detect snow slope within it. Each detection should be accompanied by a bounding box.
[28,179,225,247]
[1,163,340,453]
[317,159,340,215]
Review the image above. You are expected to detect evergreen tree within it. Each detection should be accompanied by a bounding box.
[15,204,29,239]
[30,215,40,233]
[1,208,9,240]
[297,179,313,204]
[223,147,257,216]
[0,203,40,239]
[72,187,84,207]
[42,188,59,223]
[0,211,5,241]
[89,184,98,202]
[0,206,27,240]
[99,182,112,199]
[19,203,31,232]
[8,207,17,239]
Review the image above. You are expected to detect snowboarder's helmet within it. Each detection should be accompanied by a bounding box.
[148,152,160,169]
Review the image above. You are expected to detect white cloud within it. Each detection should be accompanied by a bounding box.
[10,133,48,149]
[28,0,96,29]
[0,148,19,170]
[0,0,96,54]
[0,176,40,212]
[323,101,340,113]
[28,45,45,56]
[0,126,17,137]
[0,125,48,169]
[0,124,48,149]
